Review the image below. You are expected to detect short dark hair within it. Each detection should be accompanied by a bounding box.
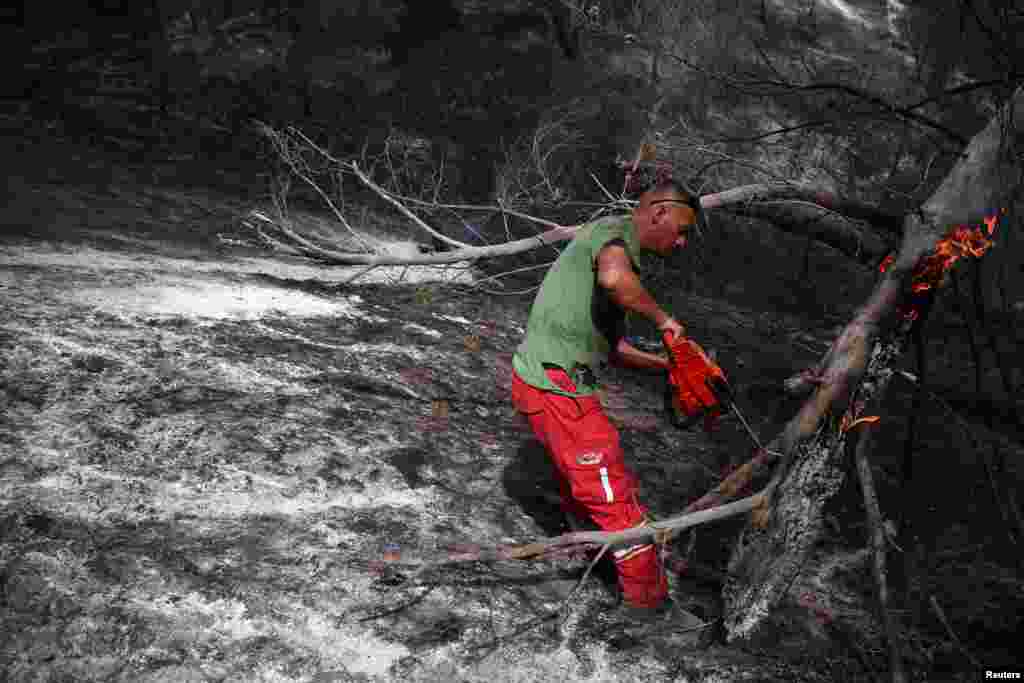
[640,173,705,242]
[623,163,697,207]
[647,179,699,211]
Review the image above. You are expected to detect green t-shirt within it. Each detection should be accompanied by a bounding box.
[512,214,645,397]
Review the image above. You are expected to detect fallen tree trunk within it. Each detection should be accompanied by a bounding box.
[253,130,907,269]
[721,85,1022,654]
[251,182,898,268]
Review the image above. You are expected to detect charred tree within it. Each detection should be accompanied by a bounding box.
[721,86,1022,659]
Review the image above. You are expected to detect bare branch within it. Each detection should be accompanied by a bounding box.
[700,182,905,236]
[853,422,908,683]
[929,597,983,669]
[390,493,767,569]
[351,161,474,251]
[250,209,580,265]
[376,193,568,231]
[259,124,377,253]
[749,80,970,146]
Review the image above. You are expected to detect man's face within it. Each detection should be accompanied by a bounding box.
[647,200,696,256]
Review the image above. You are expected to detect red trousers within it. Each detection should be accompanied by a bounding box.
[511,367,667,608]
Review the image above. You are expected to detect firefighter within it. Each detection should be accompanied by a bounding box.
[510,175,697,618]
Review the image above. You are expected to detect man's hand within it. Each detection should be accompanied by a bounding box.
[614,338,670,371]
[657,317,686,341]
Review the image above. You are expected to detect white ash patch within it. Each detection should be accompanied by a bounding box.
[27,464,435,521]
[402,323,443,339]
[456,639,616,683]
[249,321,382,351]
[0,243,170,273]
[144,593,261,640]
[0,242,476,285]
[433,313,474,325]
[341,342,435,363]
[233,254,476,286]
[281,610,408,678]
[70,278,358,321]
[309,519,359,547]
[137,592,408,678]
[200,358,313,394]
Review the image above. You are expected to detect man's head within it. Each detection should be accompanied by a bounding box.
[632,179,699,257]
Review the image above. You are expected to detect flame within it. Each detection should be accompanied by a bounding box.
[880,215,999,276]
[843,415,881,432]
[878,213,1000,320]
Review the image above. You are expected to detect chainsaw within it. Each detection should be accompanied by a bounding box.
[661,332,766,452]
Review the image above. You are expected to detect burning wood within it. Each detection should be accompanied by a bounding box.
[841,415,881,432]
[876,210,1003,325]
[877,212,1001,321]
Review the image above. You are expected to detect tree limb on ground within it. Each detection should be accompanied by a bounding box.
[255,122,911,268]
[699,182,906,237]
[380,492,768,572]
[254,182,902,270]
[853,419,908,683]
[721,85,1023,644]
[248,210,580,265]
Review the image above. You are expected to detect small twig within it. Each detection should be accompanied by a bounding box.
[588,172,619,203]
[383,193,569,231]
[468,261,556,290]
[354,584,439,623]
[928,596,982,669]
[463,610,560,663]
[558,543,610,627]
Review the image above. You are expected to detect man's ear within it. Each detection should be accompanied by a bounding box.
[650,204,666,225]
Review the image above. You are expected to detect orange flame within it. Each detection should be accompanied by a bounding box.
[879,213,999,275]
[878,213,1000,320]
[843,415,881,432]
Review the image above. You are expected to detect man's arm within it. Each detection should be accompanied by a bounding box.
[596,245,686,337]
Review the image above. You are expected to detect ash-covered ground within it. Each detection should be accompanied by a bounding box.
[0,174,845,681]
[2,158,1020,682]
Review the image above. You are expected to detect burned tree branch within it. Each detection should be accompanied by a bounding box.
[853,421,907,683]
[720,198,893,266]
[701,182,906,237]
[257,122,913,270]
[381,493,767,571]
[249,209,579,266]
[722,85,1023,646]
[350,161,475,251]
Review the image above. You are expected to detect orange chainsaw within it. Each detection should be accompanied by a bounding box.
[661,332,766,451]
[662,331,732,431]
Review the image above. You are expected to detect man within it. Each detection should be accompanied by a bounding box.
[510,177,697,616]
